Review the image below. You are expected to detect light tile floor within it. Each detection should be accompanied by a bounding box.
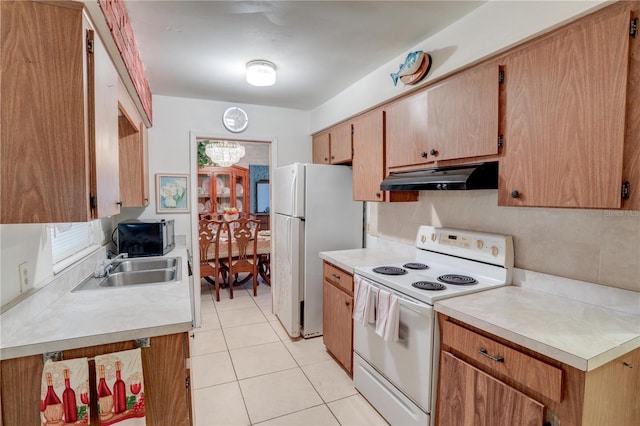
[191,278,389,426]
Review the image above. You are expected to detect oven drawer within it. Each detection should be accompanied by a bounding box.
[323,262,353,294]
[440,319,563,402]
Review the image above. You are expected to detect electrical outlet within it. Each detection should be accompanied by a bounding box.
[18,262,30,292]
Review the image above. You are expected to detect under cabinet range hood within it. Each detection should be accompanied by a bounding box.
[380,162,498,191]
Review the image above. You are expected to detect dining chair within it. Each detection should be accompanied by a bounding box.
[198,216,225,301]
[238,212,258,220]
[224,217,261,299]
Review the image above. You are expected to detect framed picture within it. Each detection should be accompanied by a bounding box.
[156,173,190,213]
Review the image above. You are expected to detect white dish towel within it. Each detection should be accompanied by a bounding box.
[375,288,400,342]
[352,275,375,325]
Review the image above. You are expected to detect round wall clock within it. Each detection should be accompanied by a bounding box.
[222,107,249,133]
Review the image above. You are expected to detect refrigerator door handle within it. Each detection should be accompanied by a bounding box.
[291,174,297,215]
[287,217,292,258]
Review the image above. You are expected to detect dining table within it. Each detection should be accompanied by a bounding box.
[206,229,271,286]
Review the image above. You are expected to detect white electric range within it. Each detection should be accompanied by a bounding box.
[352,226,514,426]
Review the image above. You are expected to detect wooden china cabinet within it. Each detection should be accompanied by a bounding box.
[197,165,249,215]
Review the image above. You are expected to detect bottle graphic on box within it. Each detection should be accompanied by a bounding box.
[113,361,127,414]
[97,364,114,420]
[62,369,78,422]
[42,372,64,423]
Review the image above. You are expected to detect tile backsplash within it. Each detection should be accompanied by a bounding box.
[368,190,640,292]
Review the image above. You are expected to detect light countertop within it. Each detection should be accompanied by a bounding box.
[0,247,192,360]
[319,246,640,372]
[319,246,415,274]
[435,286,640,371]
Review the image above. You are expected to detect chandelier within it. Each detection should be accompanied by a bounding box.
[205,141,246,167]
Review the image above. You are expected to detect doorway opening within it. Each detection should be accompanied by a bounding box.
[189,134,275,327]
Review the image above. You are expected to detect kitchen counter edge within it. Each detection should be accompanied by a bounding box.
[435,286,640,372]
[0,246,193,360]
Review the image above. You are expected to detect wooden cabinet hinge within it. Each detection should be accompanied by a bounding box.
[621,181,630,200]
[86,37,94,54]
[498,69,505,84]
[90,194,97,209]
[630,18,638,38]
[185,376,190,388]
[498,134,504,149]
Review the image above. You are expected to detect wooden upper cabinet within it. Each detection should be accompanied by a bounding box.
[352,110,417,202]
[0,1,120,223]
[119,80,150,207]
[499,5,631,208]
[330,121,353,164]
[312,131,331,164]
[312,123,353,165]
[386,61,500,170]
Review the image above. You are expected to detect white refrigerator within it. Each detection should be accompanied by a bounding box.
[273,163,363,338]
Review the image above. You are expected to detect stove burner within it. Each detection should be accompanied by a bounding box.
[403,262,429,270]
[411,281,446,291]
[373,266,407,276]
[438,274,478,285]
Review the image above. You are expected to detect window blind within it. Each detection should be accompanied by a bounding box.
[50,222,92,265]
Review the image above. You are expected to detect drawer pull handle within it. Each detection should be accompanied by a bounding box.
[332,273,340,279]
[479,348,504,363]
[623,361,633,368]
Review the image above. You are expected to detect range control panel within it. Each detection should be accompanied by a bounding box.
[416,226,514,268]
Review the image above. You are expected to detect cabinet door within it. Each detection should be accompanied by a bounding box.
[88,25,120,218]
[1,1,90,223]
[385,90,431,169]
[499,7,630,208]
[312,132,331,164]
[386,62,499,169]
[213,171,232,213]
[118,79,149,207]
[330,122,352,164]
[436,351,544,426]
[425,61,499,162]
[232,167,249,213]
[323,281,353,373]
[352,110,385,201]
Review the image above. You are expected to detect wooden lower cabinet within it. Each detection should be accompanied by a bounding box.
[437,314,640,426]
[322,261,354,374]
[0,333,191,425]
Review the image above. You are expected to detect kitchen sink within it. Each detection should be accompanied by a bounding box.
[72,257,181,291]
[111,257,178,273]
[100,269,177,287]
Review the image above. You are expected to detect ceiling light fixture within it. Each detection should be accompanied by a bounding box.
[205,141,246,167]
[246,60,276,86]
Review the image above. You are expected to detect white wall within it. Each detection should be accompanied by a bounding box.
[123,95,312,244]
[310,0,607,132]
[0,218,113,307]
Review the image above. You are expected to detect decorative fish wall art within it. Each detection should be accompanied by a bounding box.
[390,50,433,86]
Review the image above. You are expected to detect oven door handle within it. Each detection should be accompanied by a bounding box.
[357,275,432,317]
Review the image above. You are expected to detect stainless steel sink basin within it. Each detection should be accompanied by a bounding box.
[111,257,178,273]
[72,257,181,291]
[100,269,177,287]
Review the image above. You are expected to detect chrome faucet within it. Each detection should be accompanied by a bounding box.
[94,253,128,278]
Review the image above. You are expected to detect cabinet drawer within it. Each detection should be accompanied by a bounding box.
[441,320,563,402]
[323,262,353,293]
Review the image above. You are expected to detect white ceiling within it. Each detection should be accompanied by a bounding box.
[124,1,486,110]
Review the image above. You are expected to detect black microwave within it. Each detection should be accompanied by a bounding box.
[117,219,175,257]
